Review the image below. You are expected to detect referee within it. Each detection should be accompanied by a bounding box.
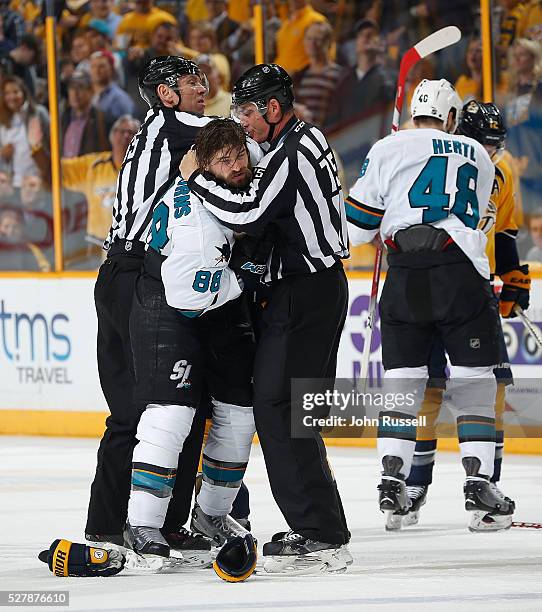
[86,56,213,553]
[181,64,351,571]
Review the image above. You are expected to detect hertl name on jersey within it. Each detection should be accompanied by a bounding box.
[432,138,476,161]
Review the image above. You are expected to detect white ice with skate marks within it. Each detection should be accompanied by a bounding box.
[1,437,542,612]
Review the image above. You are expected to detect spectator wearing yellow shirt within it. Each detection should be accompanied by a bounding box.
[274,0,327,74]
[188,20,231,89]
[454,37,482,102]
[523,0,542,41]
[196,54,232,117]
[115,0,177,50]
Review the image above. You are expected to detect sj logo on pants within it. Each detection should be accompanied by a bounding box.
[170,359,192,389]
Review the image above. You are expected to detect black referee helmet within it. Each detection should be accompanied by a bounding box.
[138,55,204,108]
[231,63,294,114]
[457,100,506,151]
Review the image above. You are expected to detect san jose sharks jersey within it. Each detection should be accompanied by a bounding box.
[147,175,242,316]
[346,128,495,278]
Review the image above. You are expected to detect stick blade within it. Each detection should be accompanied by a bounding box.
[414,26,462,58]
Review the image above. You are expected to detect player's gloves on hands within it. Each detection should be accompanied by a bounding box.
[229,235,269,292]
[38,539,125,577]
[499,264,531,318]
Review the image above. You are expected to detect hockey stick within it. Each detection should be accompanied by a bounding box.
[512,521,542,529]
[513,305,542,350]
[360,26,462,389]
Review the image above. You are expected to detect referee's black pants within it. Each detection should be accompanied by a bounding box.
[86,254,206,536]
[253,263,350,545]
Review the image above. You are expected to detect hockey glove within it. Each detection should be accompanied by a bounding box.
[213,534,257,582]
[229,234,270,293]
[499,264,531,318]
[38,539,125,577]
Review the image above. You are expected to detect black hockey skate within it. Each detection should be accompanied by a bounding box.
[270,530,353,566]
[463,458,515,532]
[85,532,124,548]
[123,522,171,571]
[262,531,347,575]
[161,527,213,567]
[378,456,411,531]
[401,485,429,527]
[191,504,251,547]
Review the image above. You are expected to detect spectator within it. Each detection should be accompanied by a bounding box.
[225,0,281,82]
[188,20,231,89]
[115,0,177,50]
[87,20,126,86]
[522,0,542,41]
[79,0,122,39]
[526,208,542,262]
[0,169,15,204]
[1,34,41,98]
[454,37,482,102]
[61,71,112,158]
[90,50,135,121]
[333,20,395,125]
[0,207,51,272]
[70,30,93,73]
[498,0,529,76]
[123,22,180,119]
[292,21,347,131]
[0,0,25,48]
[196,54,232,116]
[274,0,328,74]
[204,0,239,51]
[505,38,542,213]
[0,76,49,189]
[19,173,52,246]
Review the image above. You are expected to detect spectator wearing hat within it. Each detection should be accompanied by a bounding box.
[115,0,177,51]
[90,50,135,122]
[333,19,395,125]
[79,0,122,39]
[196,54,232,116]
[61,71,112,158]
[274,0,328,74]
[86,20,125,86]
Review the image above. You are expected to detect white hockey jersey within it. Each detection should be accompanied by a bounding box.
[147,176,242,316]
[346,128,496,278]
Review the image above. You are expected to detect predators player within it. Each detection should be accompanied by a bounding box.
[347,79,513,531]
[401,101,531,532]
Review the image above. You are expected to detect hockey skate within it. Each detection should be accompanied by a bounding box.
[191,504,251,547]
[270,531,353,566]
[161,527,213,567]
[123,522,175,572]
[378,456,411,531]
[463,458,515,532]
[468,483,515,532]
[400,485,429,528]
[84,532,125,550]
[262,531,347,575]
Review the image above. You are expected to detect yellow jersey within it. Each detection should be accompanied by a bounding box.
[115,7,177,49]
[486,156,518,274]
[274,4,327,74]
[61,152,119,241]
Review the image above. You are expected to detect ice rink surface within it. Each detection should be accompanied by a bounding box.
[1,436,541,612]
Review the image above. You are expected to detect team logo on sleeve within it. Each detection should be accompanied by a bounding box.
[215,241,232,263]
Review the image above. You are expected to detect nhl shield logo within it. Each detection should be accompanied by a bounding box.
[470,338,481,349]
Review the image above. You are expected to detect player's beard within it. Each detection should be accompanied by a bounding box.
[224,167,252,189]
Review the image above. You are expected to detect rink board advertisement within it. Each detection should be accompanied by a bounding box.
[0,275,541,449]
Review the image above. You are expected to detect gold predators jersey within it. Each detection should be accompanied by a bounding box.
[486,155,518,275]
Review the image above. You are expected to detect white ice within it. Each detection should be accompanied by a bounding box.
[1,437,541,612]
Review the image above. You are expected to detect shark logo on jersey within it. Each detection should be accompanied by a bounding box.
[215,241,231,263]
[170,359,192,389]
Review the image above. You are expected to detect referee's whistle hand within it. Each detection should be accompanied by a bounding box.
[180,150,198,180]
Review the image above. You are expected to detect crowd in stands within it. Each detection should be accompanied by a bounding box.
[0,0,542,271]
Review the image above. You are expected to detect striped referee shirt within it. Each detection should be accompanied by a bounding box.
[106,107,212,249]
[187,117,349,282]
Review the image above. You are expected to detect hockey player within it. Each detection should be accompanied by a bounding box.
[402,101,530,532]
[181,64,351,574]
[124,119,256,566]
[346,79,514,528]
[87,56,216,560]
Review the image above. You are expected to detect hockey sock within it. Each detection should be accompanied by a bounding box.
[492,383,506,483]
[457,415,496,479]
[377,410,417,478]
[198,455,248,516]
[231,482,250,520]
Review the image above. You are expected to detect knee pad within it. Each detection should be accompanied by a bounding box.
[136,404,196,455]
[205,400,255,464]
